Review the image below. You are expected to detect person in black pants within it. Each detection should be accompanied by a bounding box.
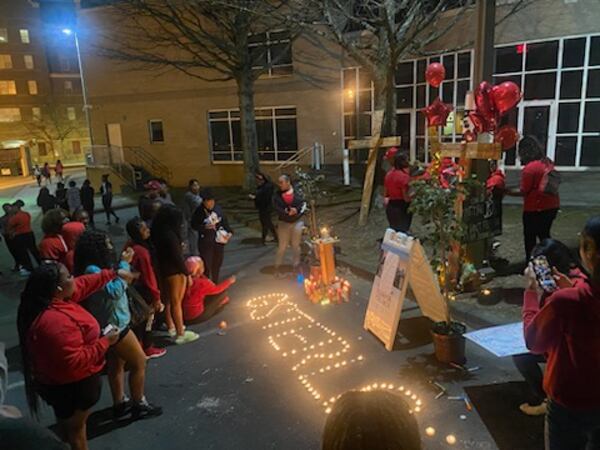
[80,179,95,228]
[100,174,119,225]
[249,171,277,245]
[384,152,412,233]
[191,189,232,283]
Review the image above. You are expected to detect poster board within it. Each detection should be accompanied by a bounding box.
[464,322,528,357]
[364,229,448,351]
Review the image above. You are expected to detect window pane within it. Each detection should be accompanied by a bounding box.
[358,114,371,136]
[0,54,12,69]
[0,80,16,95]
[584,102,600,132]
[560,71,582,99]
[416,138,426,162]
[443,54,455,79]
[271,43,292,66]
[557,103,580,133]
[525,41,558,70]
[149,121,163,142]
[396,87,412,108]
[495,46,522,73]
[416,85,426,108]
[343,92,355,113]
[457,52,471,78]
[441,81,454,104]
[395,113,410,152]
[276,118,297,152]
[344,114,355,137]
[395,62,413,85]
[275,108,296,116]
[587,69,600,98]
[255,109,272,117]
[24,54,33,69]
[524,72,556,100]
[456,80,469,107]
[499,108,518,164]
[248,32,266,45]
[358,69,371,89]
[554,137,577,166]
[250,46,267,68]
[259,152,275,161]
[581,136,600,166]
[428,85,439,102]
[358,90,371,112]
[210,122,231,152]
[270,31,290,41]
[256,119,274,151]
[0,108,21,122]
[416,60,426,83]
[493,74,521,88]
[0,28,7,43]
[590,36,600,66]
[562,38,586,68]
[416,111,425,135]
[19,29,30,44]
[343,69,356,91]
[231,121,241,151]
[212,152,231,161]
[209,111,228,119]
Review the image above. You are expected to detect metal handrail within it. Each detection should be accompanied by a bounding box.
[275,145,313,171]
[123,146,173,181]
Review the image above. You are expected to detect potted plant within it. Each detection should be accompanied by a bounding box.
[409,170,473,364]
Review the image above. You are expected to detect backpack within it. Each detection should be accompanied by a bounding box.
[538,162,561,196]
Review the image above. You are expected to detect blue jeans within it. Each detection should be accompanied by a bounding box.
[546,400,600,450]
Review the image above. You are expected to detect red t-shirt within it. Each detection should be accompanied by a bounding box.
[61,221,86,250]
[282,189,294,206]
[39,235,68,263]
[183,275,233,321]
[8,210,32,236]
[384,168,411,202]
[126,241,161,305]
[520,160,560,212]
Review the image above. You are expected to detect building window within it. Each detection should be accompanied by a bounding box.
[208,107,297,162]
[0,108,21,122]
[0,54,12,69]
[72,140,81,154]
[67,107,76,121]
[24,55,34,69]
[27,80,38,95]
[249,30,293,76]
[0,80,16,95]
[32,107,41,121]
[64,80,73,94]
[19,29,30,44]
[148,120,164,143]
[38,142,47,156]
[0,28,7,43]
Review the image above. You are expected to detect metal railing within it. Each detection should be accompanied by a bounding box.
[85,144,137,189]
[123,146,173,182]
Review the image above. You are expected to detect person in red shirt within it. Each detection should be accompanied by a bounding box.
[8,200,41,275]
[183,256,235,324]
[17,261,121,450]
[384,152,412,233]
[522,217,600,449]
[125,217,166,359]
[510,136,560,260]
[38,209,69,264]
[61,208,89,272]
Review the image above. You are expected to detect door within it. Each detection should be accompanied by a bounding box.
[515,100,557,166]
[106,123,124,163]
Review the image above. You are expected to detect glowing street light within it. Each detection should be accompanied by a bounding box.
[62,28,73,36]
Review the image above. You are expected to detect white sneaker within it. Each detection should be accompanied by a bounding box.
[175,330,199,345]
[519,401,548,416]
[168,328,176,337]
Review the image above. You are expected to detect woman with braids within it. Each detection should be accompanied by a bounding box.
[38,209,69,264]
[125,217,166,359]
[151,205,199,345]
[74,230,162,420]
[17,262,121,450]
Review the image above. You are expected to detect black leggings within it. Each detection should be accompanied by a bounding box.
[523,208,558,260]
[258,209,277,243]
[386,200,413,233]
[185,292,228,325]
[102,196,119,222]
[13,232,40,271]
[198,241,225,283]
[513,353,546,405]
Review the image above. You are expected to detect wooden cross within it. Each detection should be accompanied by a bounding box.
[348,110,402,226]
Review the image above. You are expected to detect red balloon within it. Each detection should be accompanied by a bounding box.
[468,111,496,134]
[421,97,453,127]
[495,125,520,150]
[475,81,495,121]
[491,81,522,116]
[425,63,445,88]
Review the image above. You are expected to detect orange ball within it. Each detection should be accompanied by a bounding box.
[218,320,228,329]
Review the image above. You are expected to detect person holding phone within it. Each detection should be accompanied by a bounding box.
[17,262,122,450]
[523,218,600,449]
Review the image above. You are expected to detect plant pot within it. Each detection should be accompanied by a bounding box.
[431,321,467,365]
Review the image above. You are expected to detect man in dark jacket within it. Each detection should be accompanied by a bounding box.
[80,179,95,228]
[250,172,277,245]
[273,174,306,277]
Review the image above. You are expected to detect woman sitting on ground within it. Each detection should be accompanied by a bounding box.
[17,262,121,450]
[38,209,69,265]
[322,389,422,450]
[125,217,166,359]
[182,256,236,325]
[74,230,162,420]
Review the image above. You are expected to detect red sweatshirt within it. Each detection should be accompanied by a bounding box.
[183,275,233,322]
[27,269,116,385]
[523,279,600,411]
[38,235,68,263]
[61,221,85,250]
[8,211,32,236]
[126,241,161,305]
[384,168,411,202]
[520,160,560,212]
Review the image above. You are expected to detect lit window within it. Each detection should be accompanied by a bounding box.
[64,80,73,93]
[0,54,12,69]
[248,30,293,77]
[32,107,41,121]
[24,55,34,69]
[27,80,37,95]
[20,29,30,44]
[0,108,21,122]
[148,120,164,143]
[67,107,76,121]
[0,28,7,43]
[0,80,17,95]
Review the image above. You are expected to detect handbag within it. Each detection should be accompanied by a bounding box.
[127,285,153,326]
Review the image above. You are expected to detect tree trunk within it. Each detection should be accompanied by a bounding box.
[373,67,397,138]
[237,71,260,190]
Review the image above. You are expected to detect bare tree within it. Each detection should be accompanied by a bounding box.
[97,0,299,189]
[22,101,81,158]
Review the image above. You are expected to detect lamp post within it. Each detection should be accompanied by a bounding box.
[62,28,94,145]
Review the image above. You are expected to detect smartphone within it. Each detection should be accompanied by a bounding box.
[102,324,118,336]
[531,255,558,293]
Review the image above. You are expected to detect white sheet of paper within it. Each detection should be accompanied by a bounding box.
[464,322,529,357]
[378,252,399,297]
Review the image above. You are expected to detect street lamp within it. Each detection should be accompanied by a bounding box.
[62,27,94,145]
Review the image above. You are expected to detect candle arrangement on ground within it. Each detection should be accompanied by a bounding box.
[304,227,351,305]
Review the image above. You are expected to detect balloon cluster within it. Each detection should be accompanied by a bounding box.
[469,80,522,150]
[421,63,453,128]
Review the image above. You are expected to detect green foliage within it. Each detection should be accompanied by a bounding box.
[294,166,326,204]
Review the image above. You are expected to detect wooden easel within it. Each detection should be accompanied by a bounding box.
[348,110,401,226]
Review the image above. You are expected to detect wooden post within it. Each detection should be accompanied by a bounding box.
[358,110,383,226]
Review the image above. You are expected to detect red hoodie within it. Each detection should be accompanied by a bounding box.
[523,279,600,411]
[27,269,116,385]
[38,235,68,263]
[183,275,233,321]
[520,160,560,212]
[126,241,161,305]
